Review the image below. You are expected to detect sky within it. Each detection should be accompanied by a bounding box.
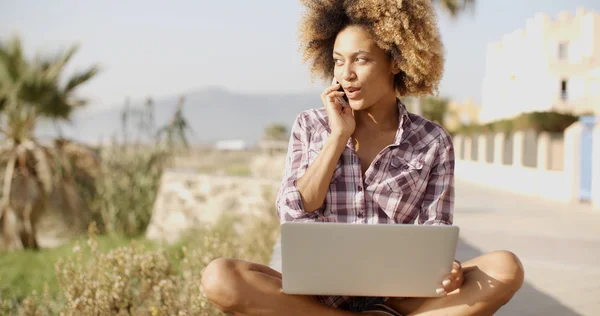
[1,0,600,115]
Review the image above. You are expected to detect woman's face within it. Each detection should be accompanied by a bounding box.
[333,25,400,111]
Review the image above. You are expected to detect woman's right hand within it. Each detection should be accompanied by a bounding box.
[321,78,356,140]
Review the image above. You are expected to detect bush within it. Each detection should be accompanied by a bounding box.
[86,144,169,236]
[82,97,186,237]
[455,111,580,136]
[2,191,280,315]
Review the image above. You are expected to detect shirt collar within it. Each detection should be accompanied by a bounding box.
[393,98,411,145]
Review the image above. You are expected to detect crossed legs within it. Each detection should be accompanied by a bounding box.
[201,250,524,316]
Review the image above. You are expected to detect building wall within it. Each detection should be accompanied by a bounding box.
[480,8,600,123]
[452,123,599,207]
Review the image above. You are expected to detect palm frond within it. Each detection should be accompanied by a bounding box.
[18,75,56,105]
[65,66,99,93]
[42,44,79,79]
[37,94,73,119]
[435,0,475,18]
[0,36,26,83]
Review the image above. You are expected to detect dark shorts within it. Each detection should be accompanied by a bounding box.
[338,296,388,312]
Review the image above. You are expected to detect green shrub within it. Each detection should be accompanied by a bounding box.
[455,111,579,136]
[86,144,168,236]
[2,188,280,315]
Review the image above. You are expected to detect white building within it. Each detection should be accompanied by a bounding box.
[480,8,600,123]
[215,139,249,151]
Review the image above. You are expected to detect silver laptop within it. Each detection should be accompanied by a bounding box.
[280,222,459,297]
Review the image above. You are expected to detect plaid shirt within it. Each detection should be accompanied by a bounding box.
[275,99,455,308]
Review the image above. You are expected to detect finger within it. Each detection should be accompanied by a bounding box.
[322,83,340,97]
[441,278,455,293]
[441,278,462,295]
[443,274,464,293]
[441,273,458,290]
[451,266,460,277]
[435,287,447,296]
[338,97,349,109]
[445,268,461,283]
[452,260,461,272]
[323,86,341,99]
[329,78,341,88]
[327,91,346,99]
[326,95,343,112]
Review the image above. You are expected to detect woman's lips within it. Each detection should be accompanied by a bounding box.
[345,88,361,99]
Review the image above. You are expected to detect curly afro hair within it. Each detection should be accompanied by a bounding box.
[298,0,445,97]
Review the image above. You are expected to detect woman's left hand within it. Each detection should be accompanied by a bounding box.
[436,260,463,296]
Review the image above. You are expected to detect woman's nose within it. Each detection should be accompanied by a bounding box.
[340,65,356,82]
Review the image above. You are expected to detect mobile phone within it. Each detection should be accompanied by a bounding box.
[337,82,349,104]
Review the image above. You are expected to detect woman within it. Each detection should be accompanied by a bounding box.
[202,1,524,315]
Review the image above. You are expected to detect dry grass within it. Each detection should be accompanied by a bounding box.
[171,148,258,176]
[1,188,280,316]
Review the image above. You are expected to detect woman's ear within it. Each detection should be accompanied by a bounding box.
[391,62,401,75]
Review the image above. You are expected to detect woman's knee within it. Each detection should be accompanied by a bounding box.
[201,258,243,310]
[484,250,525,302]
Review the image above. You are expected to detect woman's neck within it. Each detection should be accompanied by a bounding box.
[354,94,399,133]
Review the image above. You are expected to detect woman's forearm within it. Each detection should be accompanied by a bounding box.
[296,133,348,212]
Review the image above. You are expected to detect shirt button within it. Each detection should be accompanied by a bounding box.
[375,161,380,167]
[358,185,363,191]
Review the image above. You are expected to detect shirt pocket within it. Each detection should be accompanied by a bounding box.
[385,156,424,192]
[373,156,424,219]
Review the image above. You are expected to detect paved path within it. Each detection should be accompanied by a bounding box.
[269,179,600,315]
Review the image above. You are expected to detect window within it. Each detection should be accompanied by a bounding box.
[558,42,568,60]
[561,79,568,100]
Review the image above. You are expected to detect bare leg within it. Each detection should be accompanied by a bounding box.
[201,258,358,316]
[385,250,525,316]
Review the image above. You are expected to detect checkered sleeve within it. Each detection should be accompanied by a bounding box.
[275,112,318,223]
[419,132,455,225]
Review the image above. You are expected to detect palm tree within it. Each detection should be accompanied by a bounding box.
[0,35,99,250]
[157,96,193,150]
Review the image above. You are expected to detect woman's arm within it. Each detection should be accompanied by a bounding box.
[419,132,455,225]
[296,133,346,212]
[276,79,354,222]
[275,112,347,222]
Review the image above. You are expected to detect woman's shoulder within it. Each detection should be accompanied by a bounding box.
[293,106,330,134]
[405,112,454,148]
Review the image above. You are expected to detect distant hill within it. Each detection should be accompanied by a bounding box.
[36,87,323,146]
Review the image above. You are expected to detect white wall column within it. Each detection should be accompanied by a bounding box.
[454,135,464,161]
[564,123,583,202]
[464,137,472,161]
[537,132,550,171]
[513,131,525,167]
[493,133,505,165]
[478,135,487,163]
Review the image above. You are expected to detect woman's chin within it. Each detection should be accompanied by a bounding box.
[348,99,366,111]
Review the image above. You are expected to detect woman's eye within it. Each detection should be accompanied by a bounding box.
[334,59,343,65]
[356,57,367,63]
